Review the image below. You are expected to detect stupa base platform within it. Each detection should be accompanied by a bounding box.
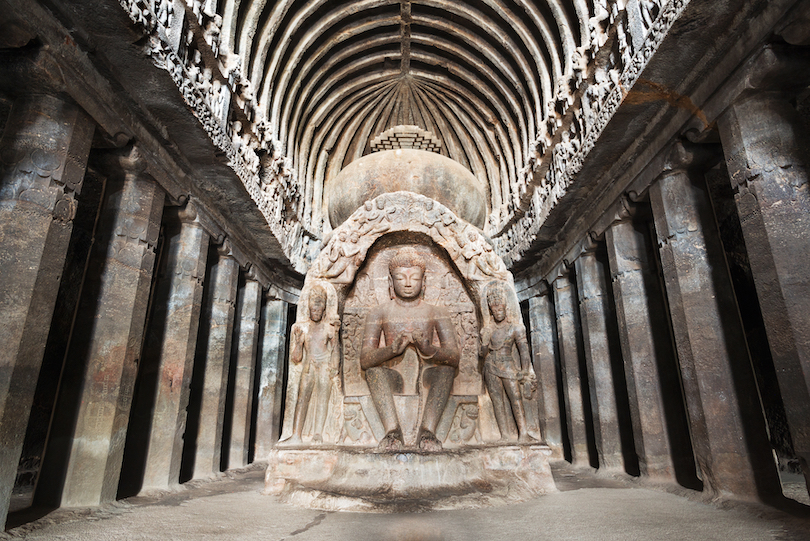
[263,444,556,511]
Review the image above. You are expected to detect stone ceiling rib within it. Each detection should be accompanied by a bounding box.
[221,0,588,236]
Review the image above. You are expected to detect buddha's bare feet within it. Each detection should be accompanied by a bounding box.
[418,430,442,452]
[312,433,323,444]
[378,429,404,451]
[285,434,303,446]
[518,433,539,444]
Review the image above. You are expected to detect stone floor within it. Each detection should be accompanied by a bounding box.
[5,462,810,540]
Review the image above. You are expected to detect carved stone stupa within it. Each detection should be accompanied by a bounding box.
[265,147,554,510]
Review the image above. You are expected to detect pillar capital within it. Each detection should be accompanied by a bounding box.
[658,140,722,178]
[685,44,810,140]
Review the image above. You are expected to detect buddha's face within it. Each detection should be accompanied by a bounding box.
[390,266,424,300]
[489,298,507,322]
[309,295,326,322]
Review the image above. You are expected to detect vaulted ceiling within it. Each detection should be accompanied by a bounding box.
[217,0,590,232]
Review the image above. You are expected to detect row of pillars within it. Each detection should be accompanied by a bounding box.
[527,91,810,502]
[0,94,292,528]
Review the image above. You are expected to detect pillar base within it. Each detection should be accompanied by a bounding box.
[264,444,555,511]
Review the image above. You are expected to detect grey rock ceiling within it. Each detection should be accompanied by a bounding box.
[222,0,586,231]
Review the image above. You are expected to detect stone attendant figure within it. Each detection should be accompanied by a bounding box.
[286,285,339,444]
[481,283,537,443]
[360,247,460,451]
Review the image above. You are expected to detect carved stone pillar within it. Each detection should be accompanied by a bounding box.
[718,92,810,490]
[552,268,590,467]
[574,241,624,471]
[605,207,680,480]
[140,202,209,491]
[0,95,93,525]
[192,243,239,479]
[650,144,782,500]
[227,276,262,469]
[528,291,563,459]
[49,147,163,507]
[254,298,289,460]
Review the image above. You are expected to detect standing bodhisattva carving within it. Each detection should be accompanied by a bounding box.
[285,284,340,444]
[482,283,538,443]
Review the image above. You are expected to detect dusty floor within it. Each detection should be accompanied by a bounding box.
[5,463,810,541]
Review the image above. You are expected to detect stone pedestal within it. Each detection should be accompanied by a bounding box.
[254,299,289,459]
[0,95,93,525]
[605,216,678,480]
[140,205,209,491]
[650,166,782,500]
[192,247,239,479]
[528,293,563,458]
[227,278,262,469]
[264,444,555,511]
[49,148,164,507]
[718,93,810,491]
[575,246,624,471]
[552,270,590,467]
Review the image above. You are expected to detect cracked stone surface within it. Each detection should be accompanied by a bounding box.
[4,463,810,540]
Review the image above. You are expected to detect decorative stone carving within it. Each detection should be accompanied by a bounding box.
[267,191,554,509]
[286,283,341,445]
[481,283,538,443]
[277,192,540,449]
[118,0,310,271]
[496,0,689,265]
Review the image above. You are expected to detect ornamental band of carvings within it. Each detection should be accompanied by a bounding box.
[118,0,311,273]
[116,0,683,270]
[498,0,688,266]
[278,192,542,451]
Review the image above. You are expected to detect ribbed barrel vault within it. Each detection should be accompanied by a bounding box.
[219,0,589,234]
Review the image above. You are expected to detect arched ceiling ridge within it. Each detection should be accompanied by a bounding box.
[236,0,269,58]
[414,71,522,172]
[516,0,575,75]
[268,7,401,132]
[416,0,553,111]
[248,0,296,85]
[410,16,540,119]
[291,57,400,152]
[306,81,395,180]
[258,0,398,112]
[408,52,526,159]
[216,0,605,238]
[292,76,398,169]
[408,29,535,138]
[475,0,563,82]
[274,22,401,135]
[419,78,517,192]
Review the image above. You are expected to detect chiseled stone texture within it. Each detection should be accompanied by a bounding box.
[528,293,563,459]
[265,445,555,511]
[575,249,624,471]
[53,152,164,507]
[0,94,93,526]
[552,271,590,467]
[140,211,209,491]
[227,279,262,469]
[719,92,810,488]
[254,299,289,460]
[650,168,782,500]
[192,251,239,479]
[605,217,681,480]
